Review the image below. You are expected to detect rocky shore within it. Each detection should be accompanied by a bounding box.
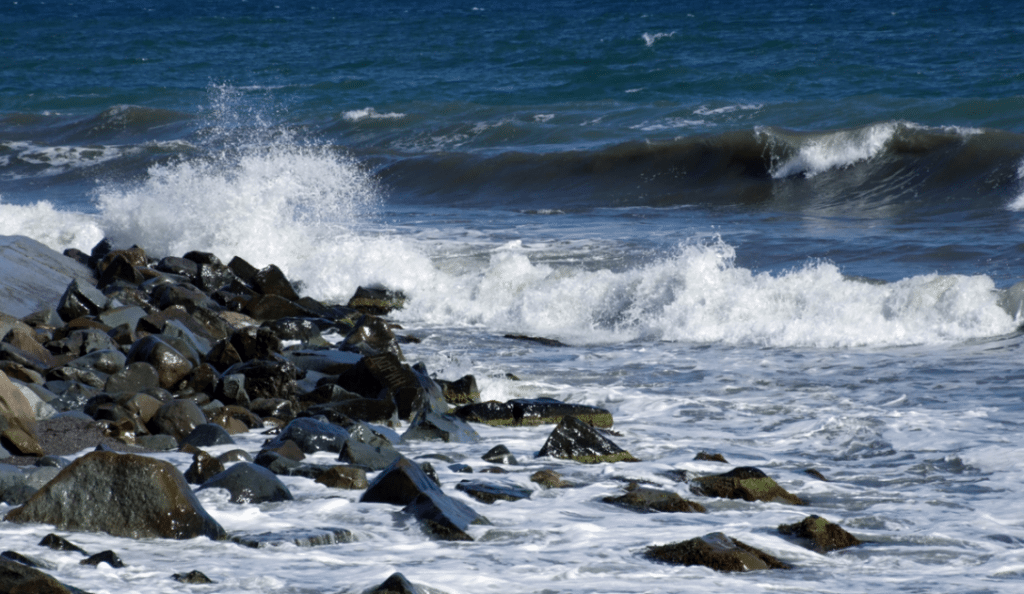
[0,235,862,593]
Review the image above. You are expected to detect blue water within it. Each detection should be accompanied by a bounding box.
[3,2,1024,593]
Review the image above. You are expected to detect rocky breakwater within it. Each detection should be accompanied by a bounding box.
[0,235,864,593]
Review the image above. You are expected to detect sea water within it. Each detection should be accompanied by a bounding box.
[2,1,1024,592]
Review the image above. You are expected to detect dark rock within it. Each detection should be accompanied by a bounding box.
[126,335,194,390]
[104,363,160,396]
[364,572,428,594]
[155,256,199,280]
[227,255,259,283]
[503,334,567,347]
[185,451,225,485]
[147,399,207,443]
[1,550,49,569]
[223,359,301,404]
[172,570,214,584]
[232,527,355,549]
[66,349,126,376]
[337,353,445,420]
[198,462,294,504]
[804,468,828,481]
[347,286,406,316]
[243,294,313,321]
[339,315,404,359]
[5,451,226,540]
[303,398,397,425]
[263,417,350,454]
[181,423,235,448]
[482,444,517,465]
[254,450,303,475]
[455,397,613,428]
[689,467,806,506]
[97,305,148,336]
[97,253,144,289]
[284,348,361,376]
[603,481,706,513]
[315,466,369,489]
[530,469,573,489]
[195,261,238,293]
[400,410,479,444]
[361,456,439,506]
[215,374,250,408]
[39,534,87,555]
[249,398,294,422]
[437,374,480,406]
[338,423,401,471]
[56,279,107,322]
[80,550,124,568]
[449,464,472,473]
[262,318,323,342]
[217,449,253,464]
[644,532,791,572]
[404,490,490,541]
[695,451,728,463]
[52,328,117,357]
[134,434,179,451]
[455,480,532,504]
[251,264,300,301]
[778,515,861,553]
[0,556,82,594]
[536,415,638,464]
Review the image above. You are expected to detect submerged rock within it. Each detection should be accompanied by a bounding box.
[173,570,214,584]
[0,556,84,594]
[689,467,805,505]
[5,451,226,540]
[603,482,706,513]
[455,397,613,428]
[231,527,355,548]
[530,469,573,489]
[644,532,791,572]
[400,410,479,444]
[364,572,425,594]
[455,480,532,504]
[536,416,638,464]
[778,515,861,553]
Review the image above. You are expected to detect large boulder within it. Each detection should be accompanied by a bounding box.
[5,451,226,540]
[198,462,293,504]
[536,416,637,464]
[0,370,43,456]
[0,236,96,319]
[126,335,194,389]
[0,556,85,594]
[689,467,805,505]
[644,532,791,572]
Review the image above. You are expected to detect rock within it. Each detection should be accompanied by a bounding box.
[303,398,397,425]
[339,316,405,359]
[315,466,369,489]
[251,264,301,301]
[455,397,613,428]
[172,570,214,584]
[778,515,861,553]
[80,550,124,568]
[126,335,194,389]
[804,468,828,481]
[0,556,83,594]
[57,279,108,322]
[263,417,350,454]
[364,572,425,594]
[38,534,87,555]
[1,550,50,569]
[455,480,532,504]
[0,371,43,456]
[184,451,226,485]
[181,423,235,448]
[536,416,638,464]
[254,450,302,475]
[482,444,517,465]
[147,399,207,443]
[197,462,293,504]
[0,235,96,319]
[689,467,806,505]
[231,527,355,548]
[530,469,572,489]
[603,482,706,513]
[347,286,406,316]
[104,362,160,396]
[503,334,567,347]
[437,375,480,405]
[694,451,728,463]
[5,450,226,540]
[338,423,401,471]
[223,359,301,404]
[644,532,791,572]
[335,352,444,420]
[400,410,479,444]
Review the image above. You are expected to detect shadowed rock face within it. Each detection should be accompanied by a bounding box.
[456,397,613,428]
[537,415,638,464]
[644,532,792,572]
[5,451,226,540]
[778,515,861,553]
[689,466,805,505]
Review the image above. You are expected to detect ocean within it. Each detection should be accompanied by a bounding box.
[3,0,1024,592]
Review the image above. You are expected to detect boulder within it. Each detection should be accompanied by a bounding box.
[39,534,87,555]
[126,335,194,389]
[347,286,406,316]
[197,462,293,504]
[482,444,517,465]
[0,556,84,594]
[437,374,480,405]
[778,515,861,553]
[455,480,532,504]
[536,416,637,464]
[0,235,95,319]
[364,572,425,594]
[0,371,43,456]
[689,467,805,505]
[184,451,225,485]
[644,532,791,572]
[338,423,401,471]
[147,399,207,443]
[223,359,301,404]
[5,451,226,540]
[530,469,572,489]
[603,482,705,513]
[80,550,124,568]
[335,352,444,420]
[302,398,397,425]
[315,466,369,490]
[400,410,479,444]
[263,417,350,454]
[455,397,613,428]
[181,423,235,448]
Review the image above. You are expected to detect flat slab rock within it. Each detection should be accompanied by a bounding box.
[455,397,613,428]
[645,532,792,572]
[0,235,95,319]
[231,527,356,548]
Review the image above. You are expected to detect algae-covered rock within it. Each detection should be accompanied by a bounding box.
[603,481,705,513]
[689,466,805,505]
[644,532,791,572]
[536,415,637,464]
[778,515,861,553]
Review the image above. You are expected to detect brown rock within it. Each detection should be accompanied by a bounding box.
[645,532,791,572]
[315,465,369,490]
[0,370,43,456]
[778,515,861,553]
[690,467,805,505]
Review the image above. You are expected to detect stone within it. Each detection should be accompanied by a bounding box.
[778,515,861,553]
[0,371,43,456]
[0,236,92,319]
[536,416,638,464]
[231,527,355,549]
[147,399,207,443]
[482,444,517,465]
[155,256,199,280]
[5,451,226,540]
[96,253,144,288]
[364,572,425,594]
[39,534,87,555]
[251,264,301,301]
[689,467,806,505]
[80,550,125,568]
[695,451,728,463]
[338,424,401,471]
[400,410,479,444]
[315,466,369,489]
[2,550,50,569]
[455,397,614,428]
[302,398,397,425]
[126,335,194,389]
[603,482,706,513]
[644,532,791,572]
[181,423,235,448]
[437,374,480,405]
[0,556,82,594]
[184,451,225,485]
[347,286,406,316]
[198,462,293,504]
[56,279,107,322]
[254,450,303,475]
[263,417,350,454]
[404,490,490,541]
[455,480,532,504]
[339,315,404,359]
[530,469,572,489]
[172,570,214,584]
[360,456,447,507]
[223,359,301,404]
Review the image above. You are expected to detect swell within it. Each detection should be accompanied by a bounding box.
[378,122,1024,217]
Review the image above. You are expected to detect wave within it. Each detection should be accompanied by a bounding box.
[379,121,1024,216]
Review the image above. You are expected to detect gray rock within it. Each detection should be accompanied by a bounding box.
[126,335,194,389]
[400,410,479,444]
[181,423,235,448]
[0,235,95,319]
[263,417,350,454]
[147,399,207,443]
[644,532,791,572]
[0,556,84,594]
[198,462,294,504]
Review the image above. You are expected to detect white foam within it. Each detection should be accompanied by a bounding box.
[762,122,898,178]
[342,107,405,122]
[641,31,675,47]
[0,197,104,253]
[693,104,764,116]
[0,141,135,179]
[1008,159,1024,211]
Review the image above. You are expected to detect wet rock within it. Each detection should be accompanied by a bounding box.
[455,480,532,504]
[5,450,226,540]
[347,286,406,316]
[315,466,369,490]
[364,572,425,594]
[126,335,194,389]
[303,398,397,425]
[530,469,572,489]
[231,527,355,549]
[804,468,828,481]
[263,417,350,454]
[644,532,791,572]
[217,449,253,464]
[57,278,107,322]
[147,399,207,443]
[223,359,301,404]
[155,256,199,280]
[198,462,294,504]
[181,423,235,448]
[0,371,44,456]
[105,362,161,396]
[778,515,861,553]
[173,570,214,584]
[536,415,638,464]
[39,534,87,555]
[66,349,127,376]
[400,410,479,444]
[243,295,314,321]
[263,318,324,343]
[251,264,301,301]
[0,235,95,319]
[503,334,567,347]
[0,556,83,594]
[695,451,728,463]
[437,375,480,405]
[603,482,706,513]
[361,457,442,506]
[482,444,517,465]
[689,467,806,505]
[404,490,490,541]
[455,397,613,428]
[255,450,303,475]
[339,316,405,360]
[80,550,124,568]
[1,550,49,569]
[184,451,226,485]
[338,423,401,471]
